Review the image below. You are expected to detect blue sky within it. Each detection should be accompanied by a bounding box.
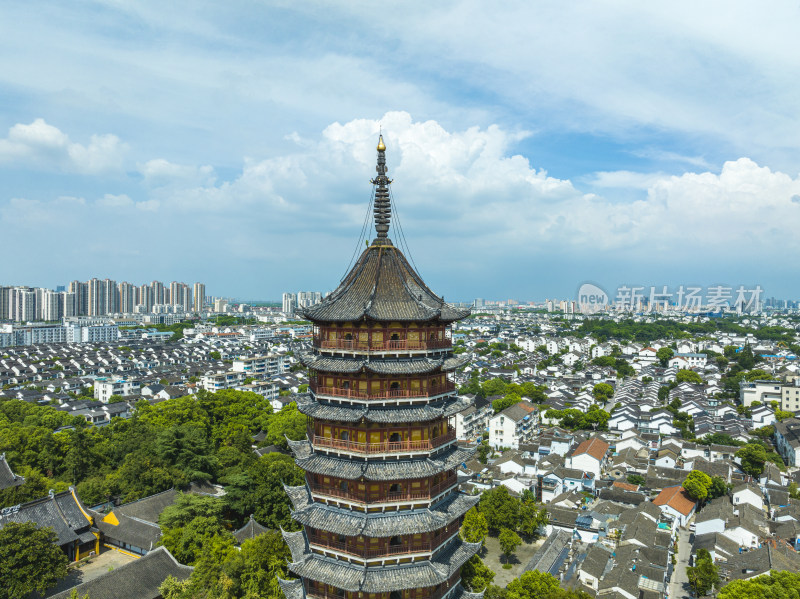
[2,1,800,302]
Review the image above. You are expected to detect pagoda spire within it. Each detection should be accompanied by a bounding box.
[371,134,392,242]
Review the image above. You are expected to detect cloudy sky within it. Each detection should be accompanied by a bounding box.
[2,1,800,302]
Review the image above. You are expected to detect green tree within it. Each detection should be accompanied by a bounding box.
[108,394,127,403]
[657,347,674,367]
[519,499,548,537]
[482,378,509,398]
[479,486,520,533]
[676,369,703,384]
[498,527,522,564]
[627,474,646,486]
[224,452,304,530]
[265,403,307,449]
[209,351,222,360]
[718,570,800,598]
[751,425,775,439]
[460,507,489,545]
[0,522,69,599]
[220,530,291,598]
[683,470,713,502]
[789,482,800,500]
[708,476,730,500]
[460,555,495,592]
[687,548,719,597]
[775,409,794,422]
[159,492,226,529]
[736,443,767,476]
[160,515,230,565]
[737,345,756,369]
[156,424,219,481]
[492,393,522,413]
[477,442,492,464]
[592,383,614,401]
[506,570,560,599]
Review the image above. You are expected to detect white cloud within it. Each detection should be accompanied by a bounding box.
[139,159,215,188]
[3,113,800,296]
[0,119,126,174]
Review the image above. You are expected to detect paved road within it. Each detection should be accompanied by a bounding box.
[669,525,693,599]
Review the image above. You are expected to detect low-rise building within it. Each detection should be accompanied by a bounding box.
[653,485,697,527]
[488,400,537,449]
[774,418,800,467]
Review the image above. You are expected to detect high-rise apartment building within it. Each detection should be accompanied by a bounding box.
[282,292,297,314]
[193,283,206,312]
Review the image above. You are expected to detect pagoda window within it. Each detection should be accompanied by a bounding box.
[342,381,350,389]
[389,483,402,494]
[389,432,401,443]
[390,381,400,390]
[340,480,349,492]
[390,592,402,599]
[344,333,353,340]
[389,535,402,547]
[340,430,349,441]
[390,333,400,341]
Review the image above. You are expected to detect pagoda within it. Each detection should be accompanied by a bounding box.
[278,137,483,599]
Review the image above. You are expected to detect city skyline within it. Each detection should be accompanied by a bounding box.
[2,3,800,300]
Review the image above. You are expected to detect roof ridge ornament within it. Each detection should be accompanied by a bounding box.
[370,135,392,242]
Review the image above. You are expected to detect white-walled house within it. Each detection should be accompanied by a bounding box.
[653,486,697,527]
[489,401,537,449]
[731,483,764,511]
[566,437,609,478]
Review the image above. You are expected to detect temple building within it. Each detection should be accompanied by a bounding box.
[279,137,483,599]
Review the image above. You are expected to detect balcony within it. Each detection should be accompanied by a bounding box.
[314,337,452,352]
[310,430,456,455]
[307,531,454,559]
[309,478,457,505]
[310,381,456,401]
[305,571,460,599]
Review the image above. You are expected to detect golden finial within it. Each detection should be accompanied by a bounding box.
[377,135,386,152]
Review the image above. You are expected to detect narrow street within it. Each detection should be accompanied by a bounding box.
[669,525,693,599]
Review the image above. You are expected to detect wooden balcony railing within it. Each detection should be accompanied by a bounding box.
[306,573,458,599]
[305,588,345,599]
[310,430,456,455]
[314,338,452,351]
[310,381,456,400]
[309,478,457,504]
[307,532,454,559]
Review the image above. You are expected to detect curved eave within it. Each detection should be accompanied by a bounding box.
[277,578,305,599]
[288,491,480,537]
[289,442,476,481]
[298,353,469,375]
[299,245,470,325]
[295,393,474,424]
[287,537,480,593]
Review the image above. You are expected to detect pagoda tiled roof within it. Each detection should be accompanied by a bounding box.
[301,244,470,325]
[285,485,479,537]
[295,393,473,423]
[299,352,468,374]
[0,488,93,547]
[290,441,475,481]
[276,578,304,599]
[50,546,192,599]
[284,533,480,592]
